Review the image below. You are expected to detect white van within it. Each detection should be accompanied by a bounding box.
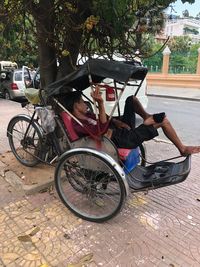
[30,56,148,116]
[83,76,148,117]
[78,55,148,116]
[0,61,18,72]
[0,66,31,100]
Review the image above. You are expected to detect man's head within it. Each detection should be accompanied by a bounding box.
[62,91,88,114]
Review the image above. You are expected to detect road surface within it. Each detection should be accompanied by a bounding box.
[1,97,200,154]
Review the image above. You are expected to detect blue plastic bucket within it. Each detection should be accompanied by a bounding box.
[124,147,140,174]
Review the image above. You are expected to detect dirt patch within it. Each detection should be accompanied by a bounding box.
[0,151,54,186]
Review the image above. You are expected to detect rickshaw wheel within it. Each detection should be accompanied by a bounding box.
[55,149,126,223]
[7,115,43,167]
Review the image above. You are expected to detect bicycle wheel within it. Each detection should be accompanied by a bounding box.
[55,148,127,223]
[7,115,43,167]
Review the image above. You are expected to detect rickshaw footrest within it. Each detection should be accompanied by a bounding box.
[126,156,191,190]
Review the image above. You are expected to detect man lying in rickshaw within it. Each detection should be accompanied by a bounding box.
[63,86,200,157]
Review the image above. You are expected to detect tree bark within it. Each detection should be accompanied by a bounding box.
[34,0,57,87]
[57,0,91,79]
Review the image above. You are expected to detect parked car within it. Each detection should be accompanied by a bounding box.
[29,57,148,115]
[0,61,18,72]
[78,55,148,115]
[0,66,32,100]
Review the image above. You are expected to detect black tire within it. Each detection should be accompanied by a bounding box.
[4,90,11,100]
[55,149,126,223]
[7,115,43,167]
[139,144,146,167]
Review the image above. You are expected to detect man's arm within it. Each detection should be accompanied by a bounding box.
[91,86,107,124]
[91,86,131,129]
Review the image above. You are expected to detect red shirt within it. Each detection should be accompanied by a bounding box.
[72,112,108,137]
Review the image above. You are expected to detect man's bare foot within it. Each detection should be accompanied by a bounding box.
[180,146,200,156]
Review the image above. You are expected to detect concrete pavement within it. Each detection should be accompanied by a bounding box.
[0,88,200,266]
[1,140,200,266]
[147,86,200,102]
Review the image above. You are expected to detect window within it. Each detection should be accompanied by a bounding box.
[14,72,22,81]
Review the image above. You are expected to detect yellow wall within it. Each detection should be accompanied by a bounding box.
[147,73,200,89]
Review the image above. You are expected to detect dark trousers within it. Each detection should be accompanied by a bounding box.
[121,96,136,130]
[111,96,158,149]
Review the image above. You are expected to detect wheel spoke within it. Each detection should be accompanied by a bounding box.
[8,116,42,167]
[55,150,125,222]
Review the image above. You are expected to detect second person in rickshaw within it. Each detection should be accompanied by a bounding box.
[64,86,200,156]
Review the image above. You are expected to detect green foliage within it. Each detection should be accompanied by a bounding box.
[182,9,189,17]
[169,50,198,73]
[81,0,173,58]
[181,0,195,3]
[0,0,197,83]
[92,0,134,37]
[144,50,198,74]
[81,0,195,59]
[190,42,200,52]
[143,52,163,72]
[168,36,192,52]
[183,27,199,35]
[0,4,38,67]
[143,39,199,74]
[196,12,200,19]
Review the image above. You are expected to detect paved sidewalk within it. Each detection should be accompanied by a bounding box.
[147,86,200,102]
[1,140,200,266]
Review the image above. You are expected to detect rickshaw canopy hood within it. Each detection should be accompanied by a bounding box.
[45,58,148,97]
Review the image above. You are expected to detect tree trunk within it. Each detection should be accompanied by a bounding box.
[135,33,142,51]
[28,0,91,87]
[57,0,91,79]
[35,0,57,88]
[57,31,83,79]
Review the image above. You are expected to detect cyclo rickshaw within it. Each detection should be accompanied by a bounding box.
[7,59,191,223]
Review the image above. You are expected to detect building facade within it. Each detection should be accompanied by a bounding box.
[164,18,200,43]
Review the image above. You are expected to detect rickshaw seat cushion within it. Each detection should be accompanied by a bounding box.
[60,111,136,160]
[118,148,132,161]
[60,112,79,141]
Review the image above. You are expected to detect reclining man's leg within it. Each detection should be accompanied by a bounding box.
[144,116,200,156]
[122,96,150,129]
[121,95,200,156]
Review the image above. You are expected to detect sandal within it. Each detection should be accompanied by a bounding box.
[153,112,166,123]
